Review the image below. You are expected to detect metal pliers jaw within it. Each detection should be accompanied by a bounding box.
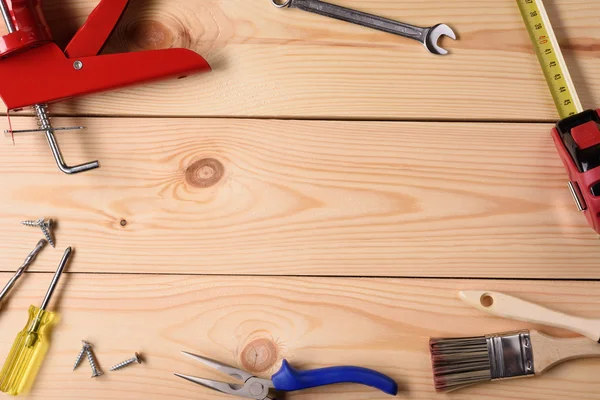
[175,352,275,400]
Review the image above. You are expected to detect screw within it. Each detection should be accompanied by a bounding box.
[86,348,103,378]
[21,218,55,247]
[21,218,44,227]
[110,353,143,371]
[73,340,91,371]
[40,219,55,248]
[73,60,83,70]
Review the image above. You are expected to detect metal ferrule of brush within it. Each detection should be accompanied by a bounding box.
[487,331,535,380]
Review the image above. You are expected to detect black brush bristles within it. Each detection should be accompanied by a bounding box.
[429,336,492,392]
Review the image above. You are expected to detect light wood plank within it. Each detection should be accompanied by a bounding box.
[0,117,597,278]
[7,0,594,120]
[1,275,600,399]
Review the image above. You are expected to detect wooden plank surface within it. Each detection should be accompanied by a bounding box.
[27,0,599,120]
[0,117,598,278]
[1,0,599,399]
[0,274,599,400]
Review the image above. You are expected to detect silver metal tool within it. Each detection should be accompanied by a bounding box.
[0,240,47,307]
[34,104,100,175]
[73,341,91,371]
[39,220,54,248]
[22,218,55,248]
[5,126,84,135]
[21,219,45,228]
[110,353,143,371]
[0,0,14,33]
[40,247,71,311]
[175,352,276,400]
[86,347,103,378]
[272,0,456,55]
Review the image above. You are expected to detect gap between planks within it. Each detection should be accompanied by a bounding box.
[2,111,565,124]
[4,271,600,283]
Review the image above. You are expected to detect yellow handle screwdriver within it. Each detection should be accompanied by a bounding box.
[0,247,72,396]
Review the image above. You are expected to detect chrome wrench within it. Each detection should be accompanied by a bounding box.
[272,0,456,55]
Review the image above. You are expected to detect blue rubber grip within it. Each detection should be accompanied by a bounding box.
[271,360,398,396]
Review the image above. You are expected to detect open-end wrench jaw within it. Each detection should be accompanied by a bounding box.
[424,24,456,56]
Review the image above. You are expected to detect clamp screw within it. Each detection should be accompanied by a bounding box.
[110,353,143,371]
[73,61,83,70]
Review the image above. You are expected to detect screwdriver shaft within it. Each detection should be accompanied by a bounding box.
[40,247,71,311]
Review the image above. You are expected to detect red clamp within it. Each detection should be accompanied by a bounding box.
[552,109,600,234]
[0,0,211,174]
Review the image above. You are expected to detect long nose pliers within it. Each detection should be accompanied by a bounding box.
[174,351,398,399]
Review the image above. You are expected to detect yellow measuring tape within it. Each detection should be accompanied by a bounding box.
[517,0,583,119]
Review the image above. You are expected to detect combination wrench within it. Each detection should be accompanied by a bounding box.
[272,0,456,55]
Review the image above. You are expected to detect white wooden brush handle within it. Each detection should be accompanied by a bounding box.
[531,330,600,373]
[459,291,600,342]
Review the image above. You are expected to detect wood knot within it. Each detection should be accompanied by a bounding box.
[119,219,128,227]
[239,338,278,374]
[125,19,190,50]
[185,158,224,188]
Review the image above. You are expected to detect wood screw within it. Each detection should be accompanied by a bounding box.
[21,218,55,247]
[110,353,142,371]
[86,348,103,378]
[73,340,91,371]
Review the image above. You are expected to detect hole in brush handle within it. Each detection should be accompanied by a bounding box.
[480,293,494,307]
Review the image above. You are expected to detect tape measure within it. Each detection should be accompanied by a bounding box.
[517,0,600,234]
[516,0,583,119]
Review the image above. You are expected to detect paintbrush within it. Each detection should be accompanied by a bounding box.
[430,330,600,392]
[430,291,600,392]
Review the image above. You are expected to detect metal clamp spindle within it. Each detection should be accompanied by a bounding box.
[0,0,14,33]
[33,105,99,175]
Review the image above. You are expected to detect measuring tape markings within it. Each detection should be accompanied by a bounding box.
[517,0,583,119]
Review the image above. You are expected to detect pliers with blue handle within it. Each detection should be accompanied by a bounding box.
[174,351,398,399]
